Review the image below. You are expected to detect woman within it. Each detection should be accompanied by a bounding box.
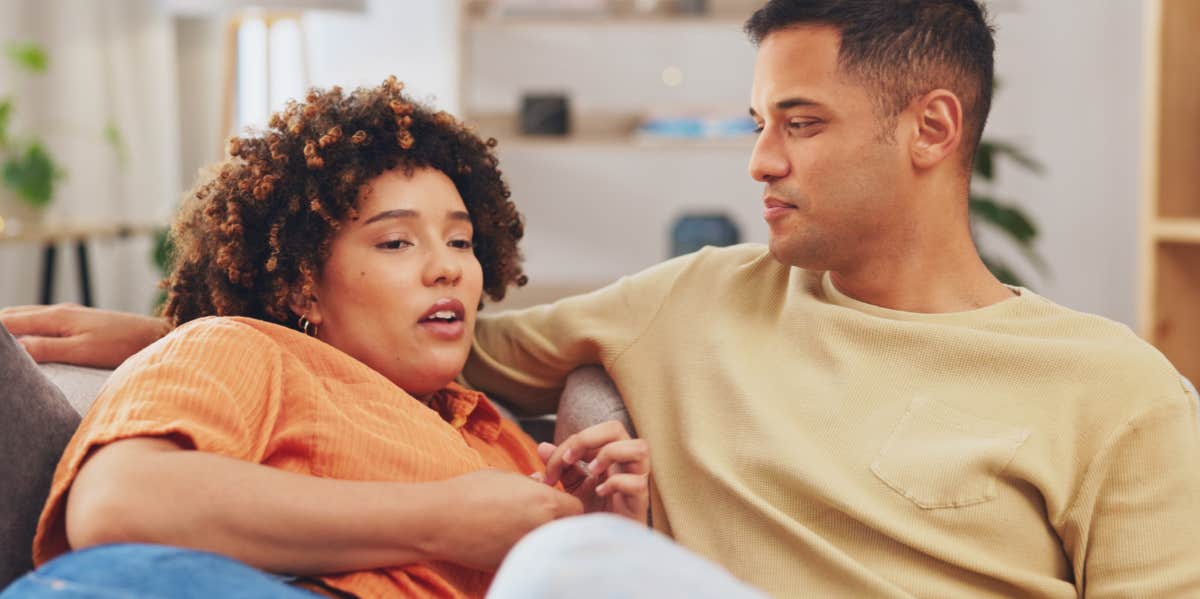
[7,77,648,599]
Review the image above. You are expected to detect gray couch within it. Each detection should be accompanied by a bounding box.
[0,321,628,589]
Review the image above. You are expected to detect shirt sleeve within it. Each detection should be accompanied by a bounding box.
[33,317,284,564]
[463,250,699,415]
[1060,385,1200,597]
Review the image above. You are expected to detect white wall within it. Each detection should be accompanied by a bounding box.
[982,0,1146,326]
[304,0,459,111]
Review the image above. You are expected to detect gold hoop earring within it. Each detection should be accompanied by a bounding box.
[298,315,318,337]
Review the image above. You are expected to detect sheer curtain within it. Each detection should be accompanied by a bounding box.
[0,0,181,313]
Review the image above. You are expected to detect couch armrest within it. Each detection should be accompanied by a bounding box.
[554,366,633,444]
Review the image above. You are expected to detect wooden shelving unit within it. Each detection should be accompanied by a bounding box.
[1140,0,1200,381]
[468,113,755,150]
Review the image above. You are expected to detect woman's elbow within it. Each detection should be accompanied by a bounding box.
[64,439,181,549]
[64,478,147,549]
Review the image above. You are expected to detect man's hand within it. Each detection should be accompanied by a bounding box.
[0,304,171,368]
[433,469,584,572]
[536,420,650,523]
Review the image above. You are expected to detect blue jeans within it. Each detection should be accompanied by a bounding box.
[4,517,768,599]
[0,544,321,599]
[487,514,769,599]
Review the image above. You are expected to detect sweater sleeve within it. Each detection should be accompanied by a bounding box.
[1060,384,1200,597]
[463,251,698,415]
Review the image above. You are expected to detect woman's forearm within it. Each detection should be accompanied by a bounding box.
[65,437,450,575]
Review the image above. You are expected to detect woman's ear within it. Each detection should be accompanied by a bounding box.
[287,289,322,326]
[909,88,964,171]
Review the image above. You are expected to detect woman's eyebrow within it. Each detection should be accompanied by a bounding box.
[363,209,417,225]
[363,209,471,225]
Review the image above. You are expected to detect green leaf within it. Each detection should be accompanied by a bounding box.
[152,228,175,274]
[104,121,128,166]
[0,97,11,146]
[969,195,1038,245]
[5,43,48,73]
[988,140,1045,174]
[2,143,63,207]
[974,140,996,180]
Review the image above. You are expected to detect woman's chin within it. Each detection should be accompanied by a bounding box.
[392,361,466,398]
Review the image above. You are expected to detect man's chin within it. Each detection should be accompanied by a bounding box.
[767,235,830,271]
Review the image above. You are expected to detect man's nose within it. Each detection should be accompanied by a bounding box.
[748,127,789,182]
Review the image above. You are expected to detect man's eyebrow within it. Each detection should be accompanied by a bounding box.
[749,97,826,118]
[363,209,417,225]
[448,210,471,222]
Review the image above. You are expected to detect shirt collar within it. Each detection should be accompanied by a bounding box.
[427,382,502,442]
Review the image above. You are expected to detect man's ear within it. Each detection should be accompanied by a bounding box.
[909,89,964,170]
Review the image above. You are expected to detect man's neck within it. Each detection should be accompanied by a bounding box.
[828,232,1017,314]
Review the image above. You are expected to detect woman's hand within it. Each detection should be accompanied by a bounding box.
[0,304,170,367]
[535,420,650,523]
[432,469,584,572]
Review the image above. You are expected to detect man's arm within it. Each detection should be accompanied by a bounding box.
[1058,391,1200,597]
[66,437,582,574]
[465,252,697,415]
[0,304,170,367]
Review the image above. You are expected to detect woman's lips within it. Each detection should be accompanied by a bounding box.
[418,319,466,341]
[418,298,467,341]
[763,197,797,221]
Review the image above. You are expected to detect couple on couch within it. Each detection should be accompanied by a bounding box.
[4,1,1199,598]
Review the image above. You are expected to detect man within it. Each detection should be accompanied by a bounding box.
[4,1,1198,597]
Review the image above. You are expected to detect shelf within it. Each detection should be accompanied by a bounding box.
[1153,218,1200,244]
[467,113,756,151]
[1152,243,1200,381]
[467,13,749,29]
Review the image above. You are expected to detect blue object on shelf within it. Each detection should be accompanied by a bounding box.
[671,213,740,257]
[637,114,757,140]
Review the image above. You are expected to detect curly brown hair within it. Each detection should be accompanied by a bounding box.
[162,76,526,328]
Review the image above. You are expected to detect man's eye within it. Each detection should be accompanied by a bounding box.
[789,120,819,131]
[449,239,474,250]
[753,124,764,134]
[376,239,413,250]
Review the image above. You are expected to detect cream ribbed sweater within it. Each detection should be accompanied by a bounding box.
[466,244,1200,598]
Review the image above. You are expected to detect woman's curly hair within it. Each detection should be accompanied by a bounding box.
[162,76,526,328]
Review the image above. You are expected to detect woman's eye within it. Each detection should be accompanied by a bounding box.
[449,239,474,250]
[376,239,413,250]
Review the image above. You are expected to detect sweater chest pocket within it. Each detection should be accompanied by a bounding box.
[871,396,1030,510]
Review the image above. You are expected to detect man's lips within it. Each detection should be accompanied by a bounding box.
[763,197,797,221]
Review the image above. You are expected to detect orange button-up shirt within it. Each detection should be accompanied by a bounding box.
[34,316,545,598]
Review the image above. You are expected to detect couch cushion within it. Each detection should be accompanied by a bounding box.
[39,363,112,416]
[0,324,81,588]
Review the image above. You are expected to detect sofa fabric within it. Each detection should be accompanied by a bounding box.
[0,325,81,588]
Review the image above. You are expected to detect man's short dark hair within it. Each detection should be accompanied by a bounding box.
[745,0,995,168]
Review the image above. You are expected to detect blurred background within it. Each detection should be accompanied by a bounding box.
[0,0,1196,380]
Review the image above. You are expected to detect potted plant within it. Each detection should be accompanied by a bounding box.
[0,41,124,235]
